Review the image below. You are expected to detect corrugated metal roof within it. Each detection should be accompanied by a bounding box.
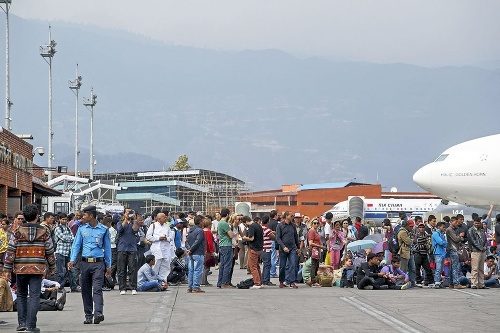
[116,193,180,206]
[297,182,350,191]
[118,180,209,193]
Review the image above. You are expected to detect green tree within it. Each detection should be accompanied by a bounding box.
[170,154,191,171]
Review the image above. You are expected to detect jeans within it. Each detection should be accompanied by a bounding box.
[484,277,499,287]
[458,276,471,286]
[408,254,416,285]
[117,251,138,290]
[56,253,77,290]
[279,249,297,284]
[138,280,161,292]
[217,246,233,287]
[270,242,278,276]
[261,250,272,283]
[448,250,460,285]
[434,255,445,283]
[187,254,204,290]
[17,274,42,329]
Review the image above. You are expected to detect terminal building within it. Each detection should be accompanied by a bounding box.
[93,169,247,214]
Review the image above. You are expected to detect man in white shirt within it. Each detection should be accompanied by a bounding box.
[484,255,499,287]
[146,213,174,280]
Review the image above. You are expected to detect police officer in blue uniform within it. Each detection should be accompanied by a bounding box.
[68,205,112,325]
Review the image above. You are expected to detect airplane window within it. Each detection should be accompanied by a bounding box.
[434,154,448,162]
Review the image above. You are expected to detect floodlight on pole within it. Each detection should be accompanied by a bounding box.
[69,64,82,177]
[0,0,12,131]
[40,25,57,181]
[83,87,97,179]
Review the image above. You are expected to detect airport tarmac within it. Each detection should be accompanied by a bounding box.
[1,267,499,333]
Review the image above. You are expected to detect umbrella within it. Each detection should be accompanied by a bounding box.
[347,239,377,252]
[364,234,384,243]
[372,241,385,254]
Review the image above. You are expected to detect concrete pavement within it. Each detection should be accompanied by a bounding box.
[1,267,500,333]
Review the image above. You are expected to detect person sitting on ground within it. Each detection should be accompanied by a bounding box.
[356,253,409,290]
[339,258,355,288]
[357,253,385,290]
[167,248,188,285]
[484,255,499,287]
[137,255,168,292]
[458,258,472,287]
[380,257,412,290]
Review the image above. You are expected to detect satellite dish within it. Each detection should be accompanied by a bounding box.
[390,187,398,192]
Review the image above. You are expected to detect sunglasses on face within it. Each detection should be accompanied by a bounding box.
[312,222,319,225]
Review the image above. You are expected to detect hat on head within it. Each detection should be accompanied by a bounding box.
[294,213,302,218]
[83,205,97,214]
[408,220,415,227]
[418,223,425,228]
[188,211,195,216]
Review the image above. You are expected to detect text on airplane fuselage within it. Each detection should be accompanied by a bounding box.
[378,203,402,207]
[440,172,486,177]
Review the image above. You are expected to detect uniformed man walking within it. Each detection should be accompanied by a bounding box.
[68,206,112,325]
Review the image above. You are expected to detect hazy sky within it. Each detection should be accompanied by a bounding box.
[9,0,500,67]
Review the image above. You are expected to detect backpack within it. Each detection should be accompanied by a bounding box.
[236,278,254,289]
[388,232,400,254]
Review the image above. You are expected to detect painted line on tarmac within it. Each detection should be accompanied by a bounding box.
[340,296,422,333]
[452,289,482,297]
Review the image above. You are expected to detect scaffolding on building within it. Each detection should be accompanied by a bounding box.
[93,169,248,214]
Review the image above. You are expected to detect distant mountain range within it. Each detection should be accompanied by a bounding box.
[6,15,500,191]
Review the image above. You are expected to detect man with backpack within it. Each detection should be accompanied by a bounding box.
[53,213,78,292]
[397,219,416,287]
[354,217,368,240]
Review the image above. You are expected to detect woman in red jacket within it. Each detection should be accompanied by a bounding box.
[201,217,216,286]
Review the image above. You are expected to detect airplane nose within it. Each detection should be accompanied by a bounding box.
[413,164,433,191]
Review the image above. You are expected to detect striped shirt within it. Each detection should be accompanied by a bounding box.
[262,226,273,252]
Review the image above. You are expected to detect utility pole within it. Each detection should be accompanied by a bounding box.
[1,0,12,130]
[40,25,57,180]
[68,64,82,177]
[83,88,97,179]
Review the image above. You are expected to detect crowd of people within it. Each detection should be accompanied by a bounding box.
[1,203,499,331]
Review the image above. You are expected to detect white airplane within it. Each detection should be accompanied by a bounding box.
[324,197,442,226]
[413,134,500,209]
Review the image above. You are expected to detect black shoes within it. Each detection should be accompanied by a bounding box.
[83,319,93,324]
[16,326,27,332]
[94,314,105,324]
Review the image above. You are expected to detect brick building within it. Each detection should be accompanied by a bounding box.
[239,182,383,218]
[0,128,34,215]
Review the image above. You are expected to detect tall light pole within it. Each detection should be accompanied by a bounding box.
[40,25,56,180]
[68,64,82,177]
[1,0,12,131]
[83,88,96,179]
